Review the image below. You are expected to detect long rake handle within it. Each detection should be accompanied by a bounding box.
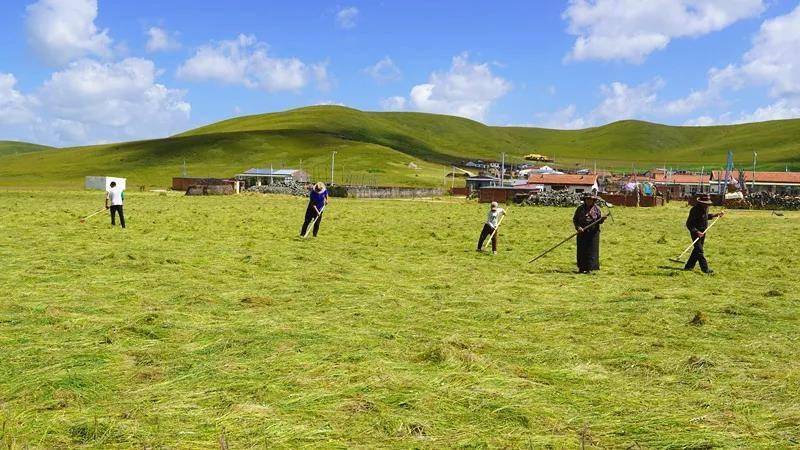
[303,206,325,238]
[528,214,606,264]
[481,214,505,250]
[674,214,723,261]
[81,208,106,221]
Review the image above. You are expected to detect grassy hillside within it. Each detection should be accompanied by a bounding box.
[0,140,53,156]
[184,106,800,169]
[1,105,799,189]
[1,191,798,447]
[0,131,448,189]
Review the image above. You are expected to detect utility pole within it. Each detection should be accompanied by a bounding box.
[182,159,187,177]
[331,151,337,185]
[752,151,757,192]
[500,152,506,186]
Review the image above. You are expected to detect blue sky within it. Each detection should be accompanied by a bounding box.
[1,0,799,146]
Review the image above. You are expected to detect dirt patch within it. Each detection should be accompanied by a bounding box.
[689,311,707,326]
[240,296,273,307]
[687,355,714,370]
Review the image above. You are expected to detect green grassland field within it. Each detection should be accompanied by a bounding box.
[1,190,798,448]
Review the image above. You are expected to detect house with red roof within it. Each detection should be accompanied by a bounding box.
[651,171,713,198]
[711,170,800,195]
[526,173,599,194]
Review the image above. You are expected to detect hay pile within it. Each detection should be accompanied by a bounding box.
[518,191,582,207]
[247,182,308,197]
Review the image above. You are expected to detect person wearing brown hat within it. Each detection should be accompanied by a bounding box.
[684,194,725,273]
[572,193,606,273]
[477,201,505,255]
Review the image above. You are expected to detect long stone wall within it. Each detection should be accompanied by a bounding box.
[336,186,444,198]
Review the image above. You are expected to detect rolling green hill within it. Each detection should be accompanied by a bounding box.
[0,141,54,157]
[1,105,799,189]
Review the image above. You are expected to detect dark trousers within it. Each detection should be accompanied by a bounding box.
[576,230,600,272]
[685,234,709,272]
[301,205,323,237]
[477,223,498,251]
[110,205,125,228]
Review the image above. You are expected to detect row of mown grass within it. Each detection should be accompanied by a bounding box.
[1,191,798,447]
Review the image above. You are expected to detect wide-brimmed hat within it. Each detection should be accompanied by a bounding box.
[314,182,326,192]
[696,194,713,205]
[490,201,499,210]
[581,193,600,201]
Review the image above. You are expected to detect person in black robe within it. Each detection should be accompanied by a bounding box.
[684,194,725,274]
[572,194,606,274]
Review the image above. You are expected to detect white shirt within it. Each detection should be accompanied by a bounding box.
[486,208,505,228]
[107,187,124,206]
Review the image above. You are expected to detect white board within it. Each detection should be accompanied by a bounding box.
[85,176,127,191]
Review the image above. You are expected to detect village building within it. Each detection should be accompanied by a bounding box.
[518,165,563,178]
[526,173,599,194]
[651,172,712,197]
[234,168,310,187]
[465,175,500,193]
[712,170,800,195]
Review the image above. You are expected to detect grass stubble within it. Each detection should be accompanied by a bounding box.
[0,191,798,448]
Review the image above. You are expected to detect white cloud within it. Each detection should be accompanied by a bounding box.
[671,5,800,123]
[664,65,742,115]
[312,61,334,92]
[364,56,401,83]
[532,105,589,129]
[177,34,329,92]
[684,99,800,126]
[683,115,717,126]
[739,5,800,97]
[315,100,346,106]
[737,99,800,122]
[145,27,181,53]
[534,79,663,128]
[39,58,189,131]
[380,96,407,111]
[0,74,36,125]
[592,78,663,122]
[563,0,764,63]
[1,59,190,146]
[336,6,359,29]
[25,0,113,66]
[391,53,511,122]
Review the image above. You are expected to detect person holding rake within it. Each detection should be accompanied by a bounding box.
[573,193,606,273]
[105,181,126,229]
[300,182,329,238]
[477,201,505,255]
[684,194,725,274]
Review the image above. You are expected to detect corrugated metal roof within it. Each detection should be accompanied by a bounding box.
[242,168,299,176]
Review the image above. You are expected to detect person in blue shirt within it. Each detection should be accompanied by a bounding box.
[301,182,329,237]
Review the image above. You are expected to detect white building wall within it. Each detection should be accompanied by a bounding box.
[85,176,127,190]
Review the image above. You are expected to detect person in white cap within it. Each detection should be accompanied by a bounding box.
[476,201,505,254]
